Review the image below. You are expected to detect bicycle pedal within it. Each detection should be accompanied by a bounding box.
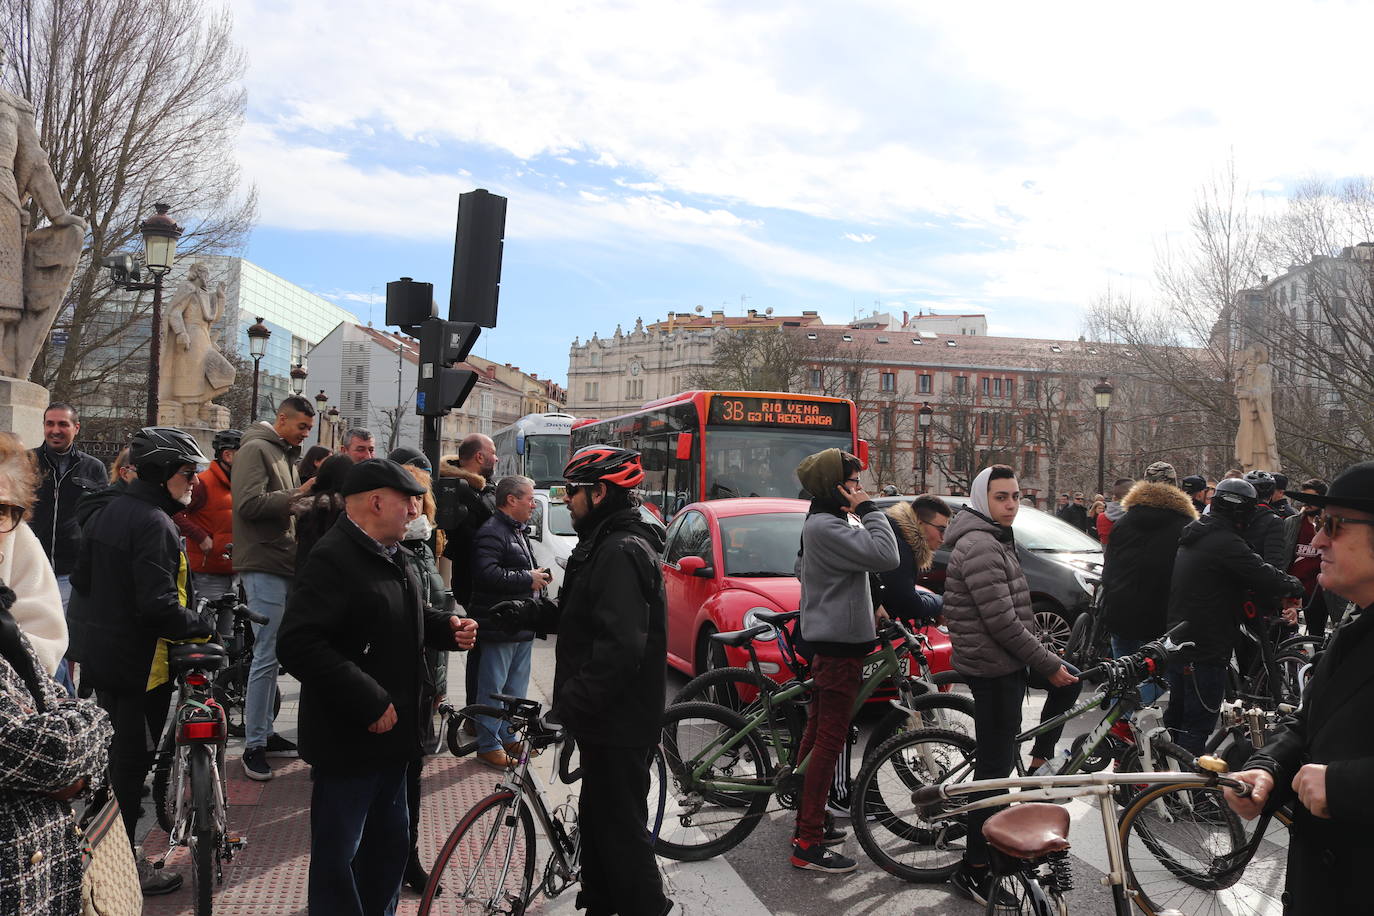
[225,835,246,848]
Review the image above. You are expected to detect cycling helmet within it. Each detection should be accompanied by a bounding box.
[563,444,644,489]
[212,428,242,454]
[1242,469,1276,501]
[129,427,211,473]
[1211,478,1258,520]
[387,445,432,473]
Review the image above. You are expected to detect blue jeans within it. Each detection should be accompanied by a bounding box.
[54,574,75,696]
[309,763,409,916]
[241,571,288,750]
[1163,661,1226,756]
[1111,635,1163,708]
[475,640,532,753]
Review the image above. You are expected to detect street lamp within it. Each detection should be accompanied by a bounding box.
[100,203,183,425]
[290,361,308,395]
[314,390,329,444]
[919,402,934,493]
[326,406,340,449]
[248,317,271,422]
[1093,377,1114,495]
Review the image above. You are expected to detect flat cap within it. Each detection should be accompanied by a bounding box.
[341,458,428,497]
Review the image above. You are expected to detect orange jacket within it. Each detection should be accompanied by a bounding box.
[179,461,234,575]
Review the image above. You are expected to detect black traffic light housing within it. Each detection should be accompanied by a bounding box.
[449,189,506,328]
[415,318,480,416]
[101,254,142,285]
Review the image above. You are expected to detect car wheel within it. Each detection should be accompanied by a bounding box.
[696,625,727,675]
[1032,601,1072,655]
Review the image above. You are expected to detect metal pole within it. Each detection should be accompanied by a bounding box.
[145,272,163,426]
[1097,409,1107,496]
[921,425,931,493]
[251,356,263,423]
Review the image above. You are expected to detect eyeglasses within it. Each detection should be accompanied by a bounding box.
[1318,514,1374,539]
[922,520,948,535]
[176,468,199,482]
[845,477,862,485]
[0,503,25,534]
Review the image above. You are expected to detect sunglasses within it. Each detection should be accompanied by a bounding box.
[564,484,589,499]
[176,468,199,482]
[1318,514,1374,539]
[0,503,25,534]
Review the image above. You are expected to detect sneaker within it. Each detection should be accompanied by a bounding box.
[242,746,273,781]
[138,858,183,896]
[949,864,1017,907]
[792,813,848,848]
[264,733,299,757]
[790,840,858,873]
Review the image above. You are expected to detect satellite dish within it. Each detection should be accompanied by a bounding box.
[765,307,774,315]
[694,304,704,313]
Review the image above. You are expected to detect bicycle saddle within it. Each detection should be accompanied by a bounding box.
[751,609,799,626]
[168,642,229,676]
[982,803,1071,860]
[711,624,773,647]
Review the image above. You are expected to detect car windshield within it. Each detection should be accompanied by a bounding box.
[944,497,1099,552]
[717,512,804,577]
[704,429,853,499]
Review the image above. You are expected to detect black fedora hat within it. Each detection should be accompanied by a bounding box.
[1287,461,1374,514]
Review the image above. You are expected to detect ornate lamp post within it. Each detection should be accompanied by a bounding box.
[248,317,271,422]
[918,401,934,493]
[1093,377,1114,496]
[326,406,340,449]
[290,361,308,395]
[314,390,329,444]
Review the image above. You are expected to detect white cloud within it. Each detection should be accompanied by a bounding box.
[844,233,876,244]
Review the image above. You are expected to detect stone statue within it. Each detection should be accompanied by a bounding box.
[157,261,235,428]
[0,82,86,379]
[1234,342,1280,473]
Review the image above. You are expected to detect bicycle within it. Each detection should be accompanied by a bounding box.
[848,634,1199,882]
[909,752,1266,915]
[420,694,667,915]
[149,593,266,915]
[207,582,281,738]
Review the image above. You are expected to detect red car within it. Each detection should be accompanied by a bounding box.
[660,498,951,685]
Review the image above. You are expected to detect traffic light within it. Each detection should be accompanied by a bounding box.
[385,277,435,335]
[415,318,481,416]
[449,189,506,327]
[100,254,141,285]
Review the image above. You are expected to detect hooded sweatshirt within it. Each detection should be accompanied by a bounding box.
[942,467,1062,678]
[794,448,899,655]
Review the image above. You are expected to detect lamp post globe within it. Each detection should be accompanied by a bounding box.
[290,362,308,396]
[315,390,329,444]
[248,317,271,422]
[139,203,182,426]
[918,401,934,493]
[1093,377,1113,495]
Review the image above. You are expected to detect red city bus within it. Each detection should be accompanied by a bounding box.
[569,390,868,519]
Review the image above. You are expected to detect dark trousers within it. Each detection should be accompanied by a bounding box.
[575,743,670,916]
[794,654,864,846]
[963,669,1081,866]
[1163,661,1225,756]
[464,642,483,706]
[94,682,174,850]
[308,762,409,916]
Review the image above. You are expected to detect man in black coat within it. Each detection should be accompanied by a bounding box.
[1100,475,1197,705]
[277,459,477,916]
[1227,461,1374,914]
[1163,478,1303,755]
[555,445,671,916]
[439,432,497,709]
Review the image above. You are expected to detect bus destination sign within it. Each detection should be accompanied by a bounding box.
[708,396,851,430]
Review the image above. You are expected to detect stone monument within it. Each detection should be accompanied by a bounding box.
[1234,342,1281,473]
[157,261,234,430]
[0,83,87,447]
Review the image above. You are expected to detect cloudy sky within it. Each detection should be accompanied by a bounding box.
[230,0,1373,383]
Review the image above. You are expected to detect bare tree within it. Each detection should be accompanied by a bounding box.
[373,391,416,453]
[688,327,815,392]
[1,0,255,414]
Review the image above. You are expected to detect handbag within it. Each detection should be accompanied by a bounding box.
[77,787,142,916]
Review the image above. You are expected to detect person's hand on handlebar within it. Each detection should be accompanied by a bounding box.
[1225,768,1273,819]
[1048,664,1079,687]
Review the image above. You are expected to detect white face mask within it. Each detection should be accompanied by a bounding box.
[404,516,432,541]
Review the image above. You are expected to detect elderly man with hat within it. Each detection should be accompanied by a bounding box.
[278,458,478,916]
[1226,461,1374,914]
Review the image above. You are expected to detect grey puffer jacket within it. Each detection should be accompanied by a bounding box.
[942,507,1061,679]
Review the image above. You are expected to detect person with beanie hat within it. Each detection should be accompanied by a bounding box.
[788,448,898,874]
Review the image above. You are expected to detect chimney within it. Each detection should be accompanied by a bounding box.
[747,309,757,318]
[903,310,909,327]
[711,310,725,324]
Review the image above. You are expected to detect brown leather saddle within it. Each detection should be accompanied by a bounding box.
[982,802,1071,859]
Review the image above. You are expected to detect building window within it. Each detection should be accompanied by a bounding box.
[981,377,990,396]
[979,413,988,437]
[589,351,601,367]
[1006,378,1015,399]
[919,374,932,393]
[993,378,1002,397]
[1024,378,1038,399]
[808,369,822,389]
[955,376,968,395]
[881,371,895,392]
[1023,450,1038,474]
[1026,416,1038,439]
[846,370,860,392]
[584,381,598,401]
[880,406,894,431]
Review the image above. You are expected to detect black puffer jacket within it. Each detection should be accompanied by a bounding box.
[469,510,539,642]
[30,444,107,576]
[1101,481,1197,640]
[553,507,667,748]
[66,479,206,691]
[438,466,495,605]
[1165,514,1303,665]
[277,514,461,773]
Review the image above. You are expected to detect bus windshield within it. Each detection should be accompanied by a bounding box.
[525,435,571,488]
[704,429,854,499]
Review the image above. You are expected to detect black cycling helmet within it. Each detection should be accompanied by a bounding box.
[1211,477,1258,521]
[1242,469,1276,501]
[563,444,644,488]
[212,428,242,455]
[129,427,211,473]
[386,445,432,473]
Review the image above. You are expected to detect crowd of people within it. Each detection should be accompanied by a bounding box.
[0,401,672,916]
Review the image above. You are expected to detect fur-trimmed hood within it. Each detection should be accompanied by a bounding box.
[1121,480,1198,521]
[884,501,934,572]
[438,457,486,490]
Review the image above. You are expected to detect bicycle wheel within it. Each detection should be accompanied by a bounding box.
[421,790,536,916]
[864,692,976,764]
[152,725,178,833]
[647,743,667,842]
[985,866,1058,915]
[851,727,976,882]
[1120,782,1290,916]
[189,746,217,916]
[1064,605,1108,670]
[671,667,804,766]
[655,701,772,862]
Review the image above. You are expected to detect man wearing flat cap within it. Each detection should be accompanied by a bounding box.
[1226,461,1374,914]
[279,458,478,916]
